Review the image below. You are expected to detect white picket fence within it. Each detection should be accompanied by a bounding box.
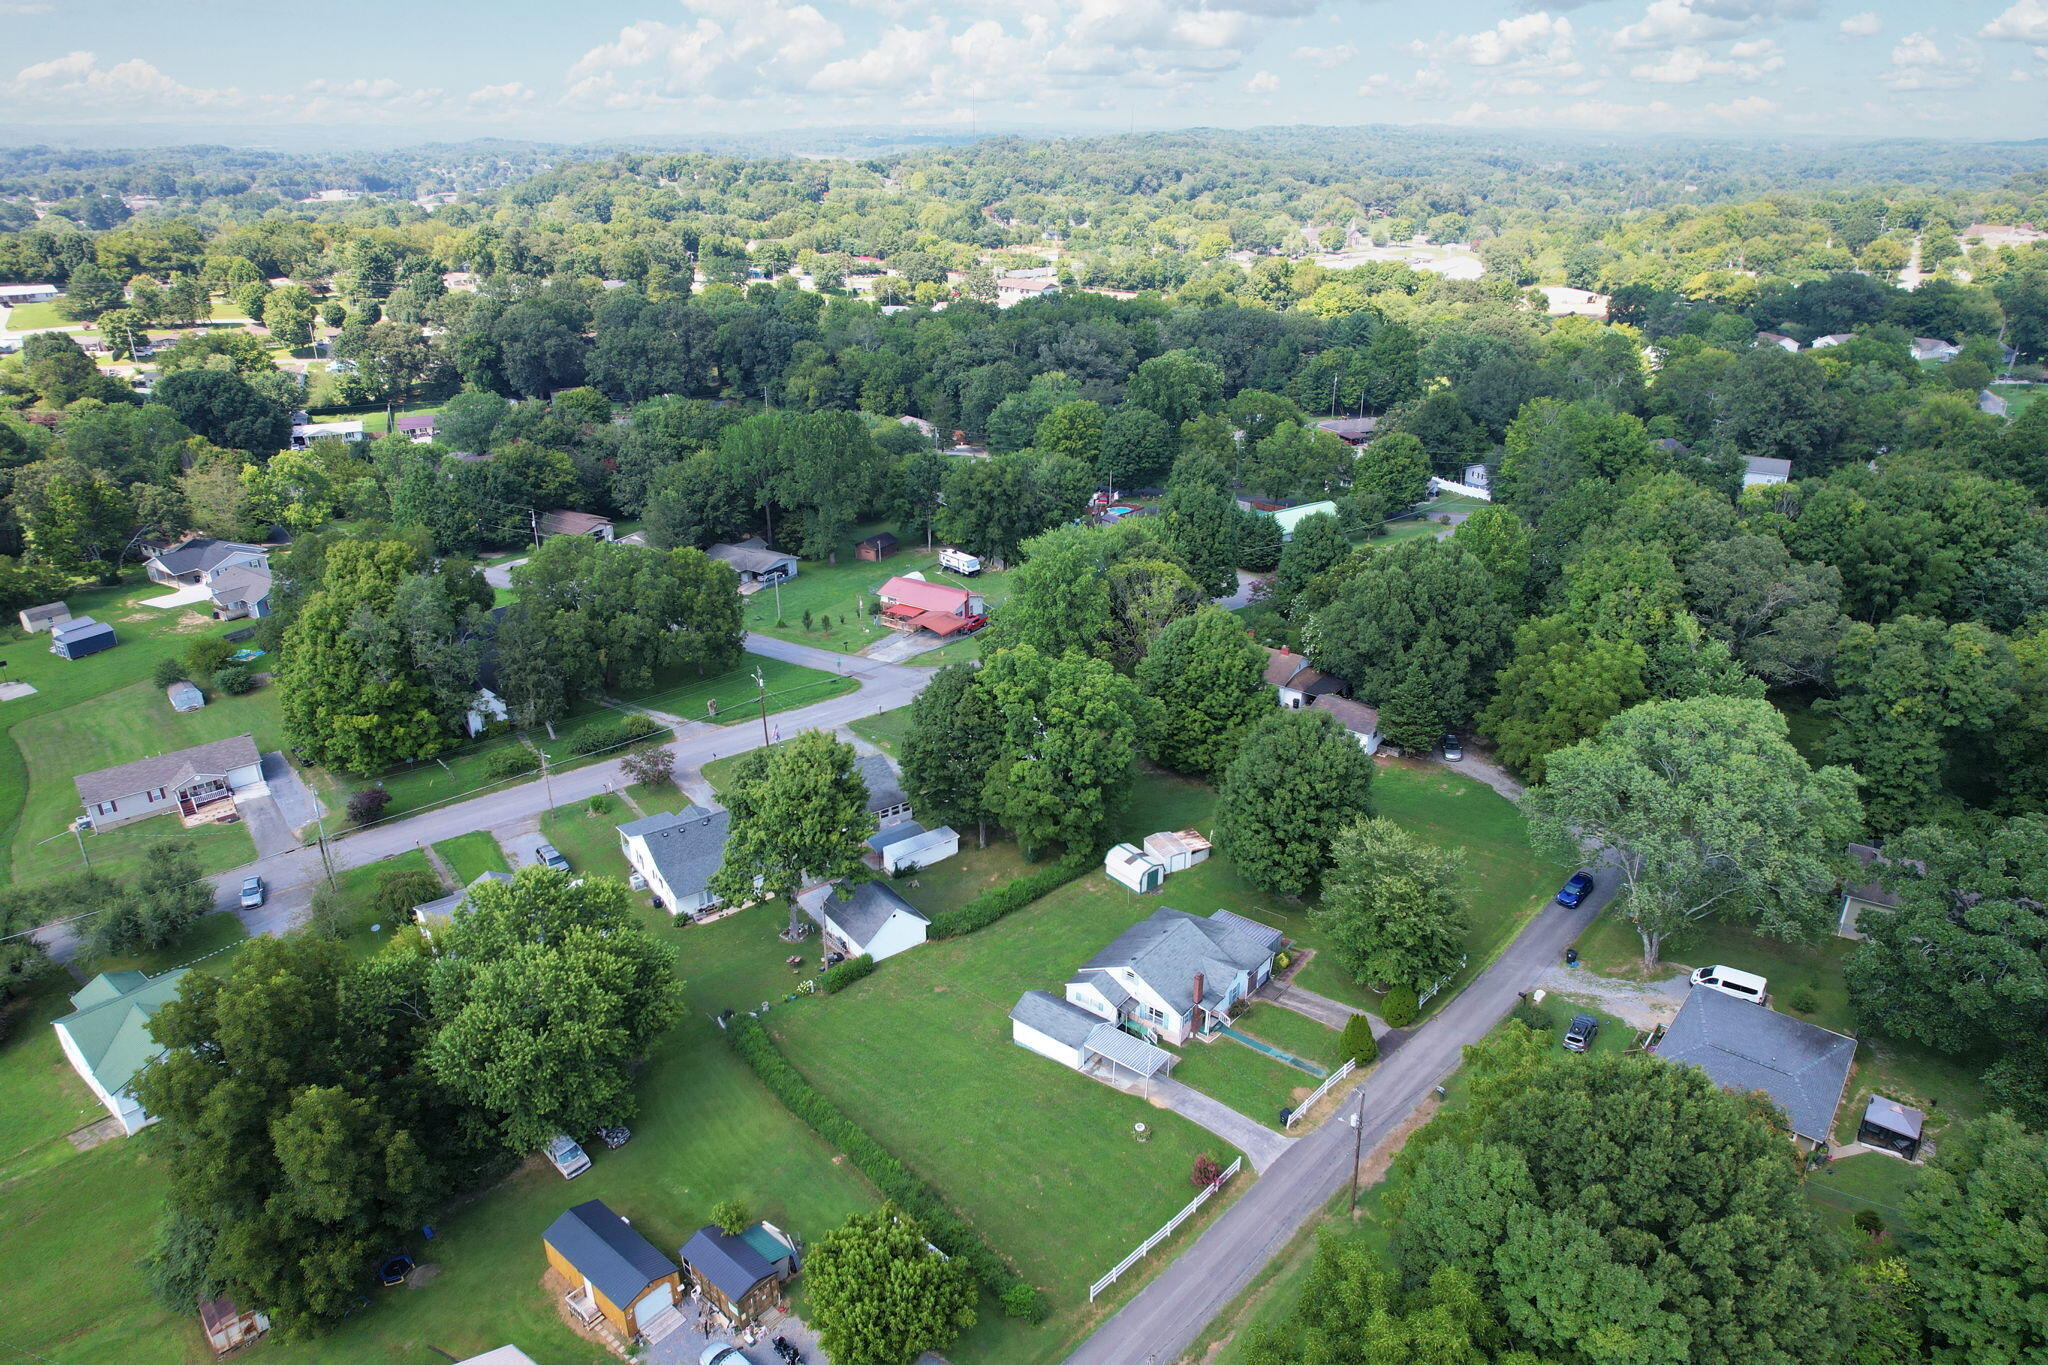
[1429,475,1493,501]
[1417,955,1470,1009]
[1283,1056,1358,1129]
[1088,1155,1243,1301]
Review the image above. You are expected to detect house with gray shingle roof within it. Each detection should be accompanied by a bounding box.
[53,970,188,1134]
[856,753,912,826]
[75,733,263,828]
[144,537,268,588]
[616,805,731,917]
[1653,988,1857,1147]
[1066,907,1285,1046]
[798,879,929,962]
[1008,989,1176,1081]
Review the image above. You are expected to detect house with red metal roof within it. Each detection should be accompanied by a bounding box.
[875,574,986,635]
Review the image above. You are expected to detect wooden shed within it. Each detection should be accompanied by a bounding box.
[855,532,900,562]
[197,1295,269,1357]
[543,1200,685,1344]
[681,1223,799,1325]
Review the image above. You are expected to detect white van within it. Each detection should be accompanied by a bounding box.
[1690,964,1768,1004]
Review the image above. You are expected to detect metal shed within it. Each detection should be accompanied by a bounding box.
[167,680,206,712]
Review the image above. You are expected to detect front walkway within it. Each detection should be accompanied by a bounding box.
[1102,1072,1295,1172]
[1257,979,1390,1039]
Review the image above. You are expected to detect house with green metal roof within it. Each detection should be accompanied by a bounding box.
[52,969,188,1135]
[1268,500,1340,542]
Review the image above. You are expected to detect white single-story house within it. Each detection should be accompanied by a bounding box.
[1810,333,1855,349]
[867,821,958,875]
[0,283,60,305]
[538,510,615,541]
[1743,456,1793,487]
[53,969,189,1135]
[857,753,913,827]
[1270,501,1341,542]
[289,420,367,448]
[1065,907,1285,1047]
[1314,416,1378,445]
[1755,332,1800,352]
[1979,389,2010,419]
[74,733,264,828]
[1651,989,1857,1148]
[1910,337,1961,363]
[1008,989,1177,1083]
[705,537,799,584]
[617,805,732,917]
[395,414,437,442]
[1263,648,1345,709]
[18,601,70,633]
[465,687,509,737]
[1315,696,1383,755]
[412,870,513,933]
[800,879,929,962]
[144,537,269,590]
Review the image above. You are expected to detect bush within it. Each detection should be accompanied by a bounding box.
[713,1198,751,1236]
[1788,987,1819,1014]
[1340,1012,1379,1065]
[567,713,666,757]
[801,609,813,630]
[1853,1209,1886,1237]
[484,745,538,781]
[1381,985,1419,1028]
[586,794,615,817]
[726,1016,1031,1309]
[210,666,255,696]
[151,656,188,688]
[374,869,444,920]
[1000,1281,1048,1323]
[1191,1153,1223,1188]
[928,848,1095,938]
[1509,997,1556,1034]
[304,885,349,940]
[820,954,876,994]
[183,636,233,678]
[346,787,391,826]
[621,745,677,791]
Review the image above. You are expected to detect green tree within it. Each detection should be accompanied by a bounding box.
[1351,430,1430,510]
[1237,1237,1513,1365]
[153,368,290,454]
[1097,404,1176,488]
[1126,349,1225,426]
[1243,420,1354,501]
[1525,696,1862,966]
[805,1205,978,1365]
[1718,346,1840,474]
[976,645,1149,855]
[1158,457,1243,597]
[1271,511,1348,615]
[428,867,678,1151]
[899,663,1002,848]
[262,286,318,348]
[1034,398,1105,466]
[1904,1112,2048,1365]
[1313,817,1467,993]
[84,839,211,957]
[1481,618,1646,782]
[710,730,876,935]
[1136,606,1273,776]
[1683,533,1848,689]
[986,522,1117,659]
[1215,708,1376,897]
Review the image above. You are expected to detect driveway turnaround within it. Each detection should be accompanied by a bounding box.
[1062,874,1617,1365]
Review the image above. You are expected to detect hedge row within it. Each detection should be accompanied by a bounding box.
[568,712,666,756]
[726,1016,1046,1320]
[819,954,875,994]
[927,848,1096,939]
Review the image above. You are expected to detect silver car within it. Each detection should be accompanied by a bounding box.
[536,843,569,872]
[544,1134,591,1179]
[238,875,265,909]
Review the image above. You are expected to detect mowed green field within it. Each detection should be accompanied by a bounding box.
[3,300,68,330]
[737,525,1014,656]
[1,577,280,888]
[770,878,1247,1364]
[431,830,509,884]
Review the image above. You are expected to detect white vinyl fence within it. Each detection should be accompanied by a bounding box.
[1283,1056,1357,1129]
[1417,955,1470,1008]
[1088,1155,1243,1301]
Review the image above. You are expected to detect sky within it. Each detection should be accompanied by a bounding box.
[0,0,2043,143]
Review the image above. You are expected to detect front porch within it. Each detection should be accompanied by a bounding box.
[179,781,238,826]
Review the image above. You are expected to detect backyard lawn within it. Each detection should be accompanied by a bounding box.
[431,831,509,884]
[771,880,1247,1365]
[846,705,913,757]
[737,525,1014,656]
[3,300,68,330]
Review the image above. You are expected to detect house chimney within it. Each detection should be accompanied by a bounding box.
[1192,971,1205,1025]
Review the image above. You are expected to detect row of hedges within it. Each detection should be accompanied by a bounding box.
[726,1015,1047,1321]
[567,712,666,756]
[819,954,875,994]
[927,848,1096,939]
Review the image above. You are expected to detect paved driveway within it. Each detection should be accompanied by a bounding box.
[1143,1076,1295,1172]
[1258,978,1389,1038]
[259,752,325,832]
[235,794,297,860]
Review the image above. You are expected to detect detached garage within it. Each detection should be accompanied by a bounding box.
[50,616,117,660]
[1010,990,1099,1069]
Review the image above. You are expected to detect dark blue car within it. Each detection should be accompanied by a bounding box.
[1556,872,1595,908]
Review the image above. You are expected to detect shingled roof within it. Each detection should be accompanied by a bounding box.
[1655,989,1857,1143]
[75,734,259,806]
[1074,908,1282,1014]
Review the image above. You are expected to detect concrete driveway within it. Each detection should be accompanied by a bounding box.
[1141,1076,1295,1172]
[235,794,297,860]
[483,556,528,591]
[259,751,326,833]
[1258,978,1390,1038]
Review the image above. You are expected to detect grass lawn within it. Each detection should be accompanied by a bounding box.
[904,632,988,668]
[4,300,68,330]
[538,799,636,882]
[771,883,1249,1363]
[90,910,249,977]
[431,831,508,884]
[1233,1000,1346,1070]
[325,849,437,958]
[1169,1032,1325,1130]
[739,526,1014,657]
[1806,1151,1922,1236]
[1,577,280,888]
[847,705,913,757]
[1991,383,2041,417]
[0,980,109,1186]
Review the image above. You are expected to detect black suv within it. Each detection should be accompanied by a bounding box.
[1563,1014,1600,1052]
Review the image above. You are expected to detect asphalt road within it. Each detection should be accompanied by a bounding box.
[35,635,934,959]
[1062,868,1618,1365]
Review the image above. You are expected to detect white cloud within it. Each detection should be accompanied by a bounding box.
[1609,0,1762,52]
[1880,31,1981,90]
[1431,12,1576,68]
[1439,96,1676,129]
[0,2,54,13]
[6,50,246,112]
[1290,42,1356,68]
[1981,0,2048,43]
[1243,69,1280,93]
[468,81,537,106]
[1630,37,1783,81]
[1705,93,1780,119]
[1838,12,1880,37]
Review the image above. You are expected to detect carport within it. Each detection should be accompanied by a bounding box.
[1857,1095,1925,1160]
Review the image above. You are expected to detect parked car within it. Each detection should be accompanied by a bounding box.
[1555,872,1595,908]
[239,875,266,909]
[1690,964,1769,1004]
[1563,1013,1600,1052]
[1440,733,1464,761]
[702,1345,745,1365]
[597,1125,632,1149]
[536,842,569,872]
[543,1133,591,1179]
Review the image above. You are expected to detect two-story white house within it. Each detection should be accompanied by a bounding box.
[52,970,189,1135]
[1065,907,1285,1046]
[617,805,733,917]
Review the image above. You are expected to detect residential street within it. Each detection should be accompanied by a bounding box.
[1062,870,1617,1365]
[33,635,933,960]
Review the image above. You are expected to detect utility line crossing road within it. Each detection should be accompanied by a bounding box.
[1061,876,1613,1365]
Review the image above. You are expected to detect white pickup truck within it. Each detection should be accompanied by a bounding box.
[938,546,982,575]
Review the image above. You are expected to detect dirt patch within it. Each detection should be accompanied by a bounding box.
[404,1262,442,1289]
[66,1115,125,1153]
[1356,1093,1440,1195]
[119,611,156,623]
[1270,946,1315,986]
[167,611,218,634]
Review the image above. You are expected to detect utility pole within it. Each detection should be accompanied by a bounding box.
[73,819,92,871]
[753,666,771,748]
[540,752,555,808]
[314,815,337,888]
[529,508,540,550]
[1347,1105,1365,1211]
